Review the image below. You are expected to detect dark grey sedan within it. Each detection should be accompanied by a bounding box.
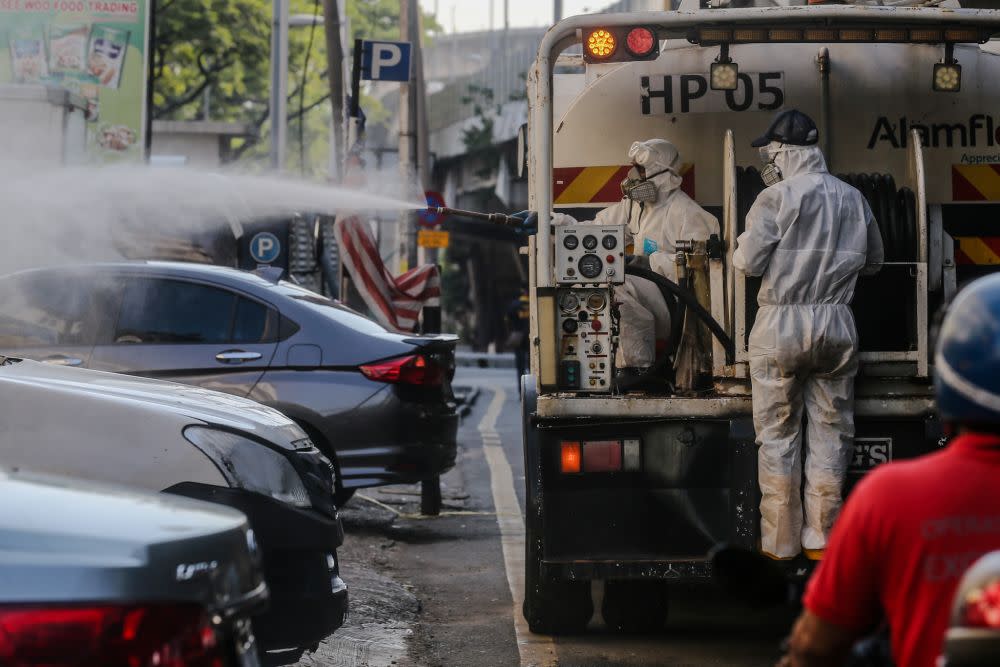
[0,262,458,505]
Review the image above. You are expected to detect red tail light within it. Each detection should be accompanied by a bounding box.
[963,580,1000,628]
[583,440,623,473]
[360,354,443,386]
[559,439,642,474]
[0,603,225,667]
[625,27,656,57]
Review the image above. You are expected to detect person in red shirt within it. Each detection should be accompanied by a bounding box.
[780,273,1000,667]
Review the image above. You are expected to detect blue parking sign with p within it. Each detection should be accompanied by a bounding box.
[361,40,411,82]
[250,232,281,264]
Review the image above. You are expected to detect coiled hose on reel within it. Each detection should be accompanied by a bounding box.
[735,166,918,262]
[736,166,920,352]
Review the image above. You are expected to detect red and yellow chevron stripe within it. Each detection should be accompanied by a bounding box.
[953,164,1000,201]
[955,236,1000,265]
[553,164,695,206]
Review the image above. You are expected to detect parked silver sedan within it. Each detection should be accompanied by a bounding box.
[0,261,459,506]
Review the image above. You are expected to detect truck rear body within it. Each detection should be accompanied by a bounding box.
[522,6,1000,623]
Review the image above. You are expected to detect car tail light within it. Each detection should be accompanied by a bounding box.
[559,439,642,474]
[0,603,225,667]
[360,354,443,386]
[963,579,1000,628]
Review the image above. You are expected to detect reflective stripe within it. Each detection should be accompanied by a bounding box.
[953,164,1000,201]
[938,356,1000,413]
[552,164,695,205]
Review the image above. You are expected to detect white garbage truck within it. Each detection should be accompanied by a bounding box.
[520,2,1000,634]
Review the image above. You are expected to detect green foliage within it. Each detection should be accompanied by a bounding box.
[459,83,495,152]
[346,0,441,42]
[151,0,441,173]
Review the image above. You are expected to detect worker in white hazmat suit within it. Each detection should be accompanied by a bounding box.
[734,109,884,561]
[596,139,720,284]
[562,139,720,369]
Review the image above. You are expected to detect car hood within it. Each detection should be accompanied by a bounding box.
[0,358,307,451]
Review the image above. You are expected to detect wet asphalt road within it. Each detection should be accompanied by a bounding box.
[277,366,793,667]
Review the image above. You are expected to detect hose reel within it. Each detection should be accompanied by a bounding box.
[735,166,918,263]
[735,167,921,352]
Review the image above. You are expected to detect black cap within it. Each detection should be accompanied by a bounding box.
[751,109,819,148]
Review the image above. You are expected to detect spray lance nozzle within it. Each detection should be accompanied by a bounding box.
[428,207,527,227]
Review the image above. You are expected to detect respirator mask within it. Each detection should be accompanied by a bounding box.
[758,145,783,187]
[758,143,798,187]
[620,166,671,203]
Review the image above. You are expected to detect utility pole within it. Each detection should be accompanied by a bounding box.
[321,0,345,182]
[269,0,289,171]
[398,0,421,271]
[554,0,563,23]
[415,10,432,267]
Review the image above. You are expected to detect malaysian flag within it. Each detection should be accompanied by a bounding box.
[334,215,440,333]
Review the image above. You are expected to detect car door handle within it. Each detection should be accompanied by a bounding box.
[42,356,83,367]
[215,350,263,364]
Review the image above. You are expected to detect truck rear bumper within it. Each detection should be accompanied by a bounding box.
[528,410,940,583]
[540,556,815,582]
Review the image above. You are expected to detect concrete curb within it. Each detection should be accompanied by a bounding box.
[454,385,482,418]
[455,351,517,369]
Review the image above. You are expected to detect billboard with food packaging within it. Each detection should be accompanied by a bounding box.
[1,0,150,161]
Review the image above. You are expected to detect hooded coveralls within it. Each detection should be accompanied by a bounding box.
[733,144,884,559]
[574,139,720,367]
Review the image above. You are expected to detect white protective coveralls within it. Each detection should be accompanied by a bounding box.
[733,143,884,559]
[584,139,720,367]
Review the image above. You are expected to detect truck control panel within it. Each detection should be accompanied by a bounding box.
[552,223,626,393]
[555,225,626,285]
[555,288,616,392]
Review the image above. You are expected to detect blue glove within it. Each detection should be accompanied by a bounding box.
[510,210,538,236]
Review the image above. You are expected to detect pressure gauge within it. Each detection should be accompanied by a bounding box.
[563,234,579,250]
[558,292,580,313]
[582,235,598,250]
[602,234,618,250]
[578,255,603,280]
[586,291,607,312]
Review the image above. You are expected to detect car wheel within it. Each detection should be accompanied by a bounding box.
[601,580,669,633]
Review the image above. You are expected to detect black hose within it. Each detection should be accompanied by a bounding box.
[626,265,736,365]
[881,174,899,262]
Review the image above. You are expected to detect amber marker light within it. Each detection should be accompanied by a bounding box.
[586,29,617,60]
[561,441,582,474]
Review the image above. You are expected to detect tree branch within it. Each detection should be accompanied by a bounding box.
[228,89,331,162]
[153,77,213,118]
[154,46,236,118]
[290,92,331,120]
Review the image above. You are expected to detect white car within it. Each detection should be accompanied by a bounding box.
[0,357,347,651]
